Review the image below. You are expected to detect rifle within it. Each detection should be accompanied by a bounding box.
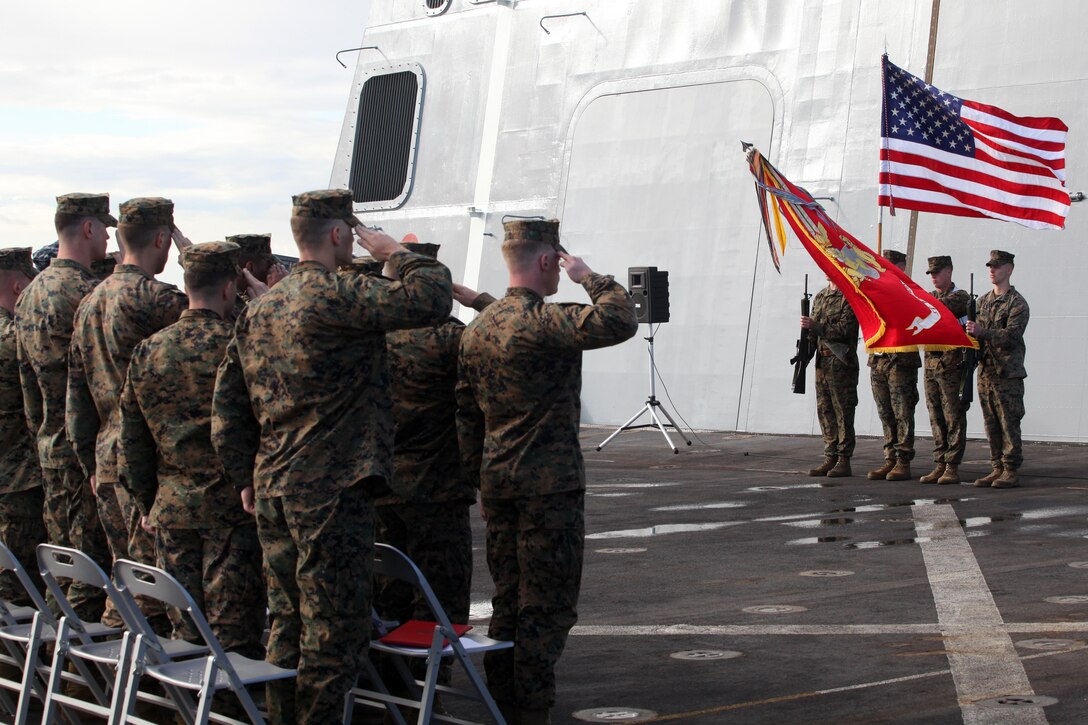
[790,274,815,394]
[960,273,979,405]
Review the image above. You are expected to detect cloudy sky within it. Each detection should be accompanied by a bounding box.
[0,0,372,283]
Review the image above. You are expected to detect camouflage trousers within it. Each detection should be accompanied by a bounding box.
[870,364,918,462]
[978,374,1025,470]
[375,501,472,686]
[483,490,585,712]
[40,465,108,621]
[0,487,47,605]
[256,481,374,725]
[815,361,858,458]
[97,482,169,630]
[924,367,970,465]
[157,524,265,659]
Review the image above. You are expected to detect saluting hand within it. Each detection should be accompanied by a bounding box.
[558,252,592,283]
[356,226,404,262]
[242,269,270,299]
[453,283,480,306]
[267,263,289,287]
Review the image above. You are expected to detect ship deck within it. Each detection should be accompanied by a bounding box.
[450,427,1088,724]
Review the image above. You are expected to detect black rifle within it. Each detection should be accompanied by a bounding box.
[960,273,979,405]
[790,274,815,394]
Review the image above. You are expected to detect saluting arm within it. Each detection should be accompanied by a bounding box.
[210,336,260,491]
[116,362,159,517]
[65,338,99,478]
[540,272,639,351]
[350,251,454,331]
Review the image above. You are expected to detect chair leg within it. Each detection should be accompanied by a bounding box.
[417,630,445,725]
[106,631,136,725]
[451,644,507,725]
[14,613,46,725]
[193,657,218,725]
[41,617,71,725]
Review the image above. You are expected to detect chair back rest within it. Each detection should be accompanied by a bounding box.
[36,544,119,634]
[0,541,52,623]
[374,544,458,633]
[113,559,231,661]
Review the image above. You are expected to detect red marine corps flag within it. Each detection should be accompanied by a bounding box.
[745,143,976,353]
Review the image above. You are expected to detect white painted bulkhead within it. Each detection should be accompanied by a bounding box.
[331,0,1088,443]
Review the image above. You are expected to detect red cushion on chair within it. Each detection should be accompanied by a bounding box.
[379,620,473,648]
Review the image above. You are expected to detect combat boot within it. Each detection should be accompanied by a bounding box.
[867,459,896,480]
[974,465,1003,487]
[826,457,852,478]
[919,463,945,484]
[519,708,552,725]
[992,468,1019,489]
[937,463,960,485]
[885,460,912,481]
[808,456,837,477]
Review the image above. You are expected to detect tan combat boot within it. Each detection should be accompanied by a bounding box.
[919,463,945,484]
[974,465,1003,487]
[867,459,896,480]
[937,463,960,485]
[992,468,1019,488]
[809,456,837,477]
[826,457,852,478]
[885,460,912,481]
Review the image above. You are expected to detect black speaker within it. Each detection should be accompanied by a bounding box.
[628,267,670,324]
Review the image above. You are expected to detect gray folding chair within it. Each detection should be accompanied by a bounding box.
[113,559,295,725]
[36,544,205,725]
[0,540,115,725]
[347,543,511,725]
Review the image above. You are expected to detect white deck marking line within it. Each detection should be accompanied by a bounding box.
[913,503,1048,724]
[569,623,1088,636]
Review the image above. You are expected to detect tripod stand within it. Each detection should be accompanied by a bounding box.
[596,322,692,454]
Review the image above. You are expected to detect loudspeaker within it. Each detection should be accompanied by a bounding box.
[628,267,670,324]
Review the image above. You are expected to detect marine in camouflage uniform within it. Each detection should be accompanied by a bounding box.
[0,248,47,604]
[866,250,921,481]
[15,193,115,621]
[967,250,1030,489]
[375,242,495,687]
[118,242,263,657]
[803,281,860,477]
[211,189,452,725]
[456,219,639,724]
[225,233,282,323]
[68,197,187,630]
[920,255,972,485]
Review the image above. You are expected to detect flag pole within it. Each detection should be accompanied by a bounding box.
[905,0,942,276]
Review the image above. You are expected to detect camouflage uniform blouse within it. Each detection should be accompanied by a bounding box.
[67,265,188,482]
[456,274,639,499]
[15,259,98,469]
[925,286,971,372]
[211,252,453,499]
[811,286,859,369]
[976,287,1029,379]
[0,308,40,494]
[118,309,246,529]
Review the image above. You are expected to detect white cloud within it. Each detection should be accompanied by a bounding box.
[0,0,372,283]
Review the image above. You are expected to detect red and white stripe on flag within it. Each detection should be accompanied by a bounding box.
[878,55,1070,230]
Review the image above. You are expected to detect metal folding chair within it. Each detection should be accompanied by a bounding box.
[347,543,512,725]
[113,559,295,725]
[36,544,205,725]
[0,541,115,725]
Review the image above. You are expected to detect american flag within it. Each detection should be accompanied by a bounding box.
[878,55,1070,230]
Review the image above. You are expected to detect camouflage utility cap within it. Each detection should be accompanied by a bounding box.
[0,247,38,279]
[32,241,59,272]
[181,241,241,275]
[402,242,440,259]
[986,249,1015,267]
[226,234,273,258]
[927,255,952,274]
[881,249,907,266]
[502,219,564,253]
[119,197,175,228]
[56,192,118,227]
[292,189,362,227]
